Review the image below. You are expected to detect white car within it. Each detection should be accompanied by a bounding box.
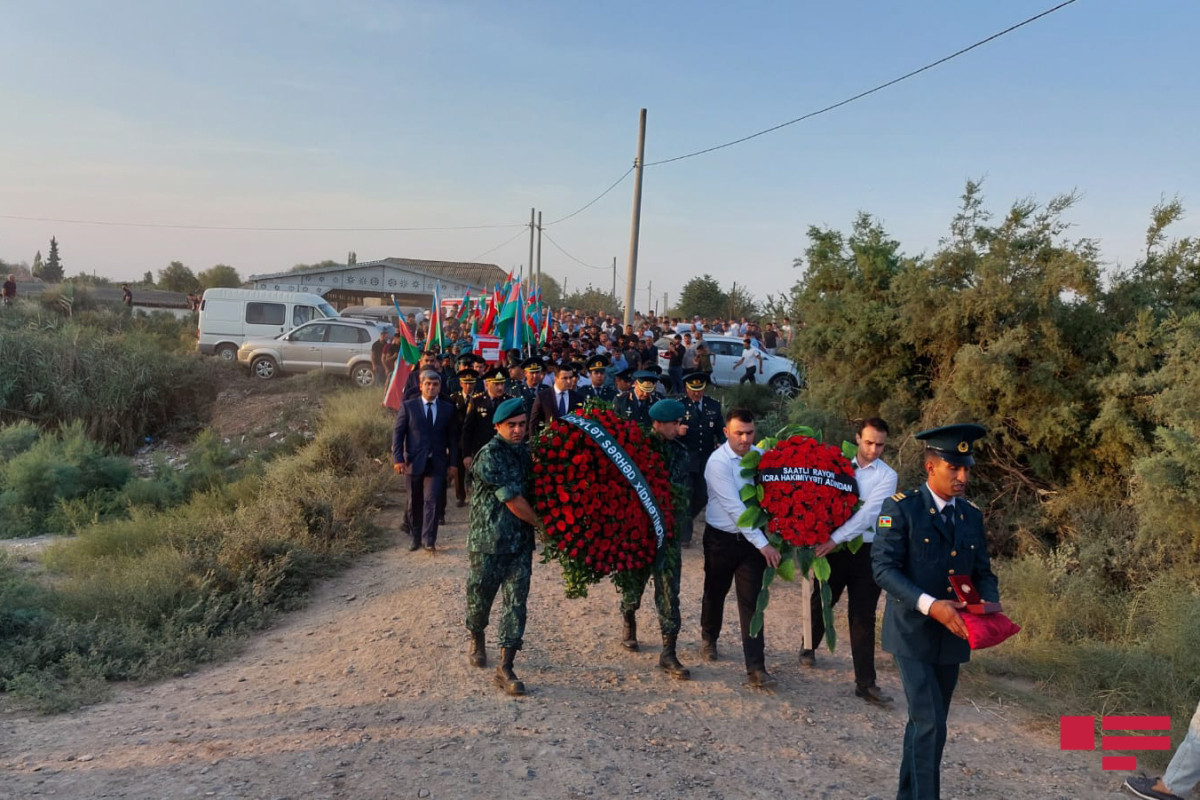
[237,318,386,386]
[657,335,802,396]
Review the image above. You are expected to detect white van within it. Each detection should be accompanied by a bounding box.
[198,288,339,361]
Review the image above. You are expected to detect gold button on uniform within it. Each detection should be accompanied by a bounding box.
[948,569,955,574]
[923,538,930,543]
[950,550,957,557]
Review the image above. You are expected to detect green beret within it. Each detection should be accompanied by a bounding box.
[649,398,686,422]
[492,397,526,425]
[915,423,986,467]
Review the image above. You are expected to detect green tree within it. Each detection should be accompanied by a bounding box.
[676,274,726,319]
[197,264,242,290]
[724,281,759,320]
[562,285,622,317]
[535,273,564,309]
[290,260,339,272]
[31,251,43,278]
[141,271,155,287]
[35,237,64,283]
[157,261,198,293]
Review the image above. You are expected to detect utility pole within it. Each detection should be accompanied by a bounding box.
[663,291,668,316]
[535,211,542,292]
[611,257,617,302]
[623,108,647,326]
[528,208,535,288]
[646,280,652,318]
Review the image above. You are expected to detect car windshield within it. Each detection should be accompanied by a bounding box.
[317,302,338,318]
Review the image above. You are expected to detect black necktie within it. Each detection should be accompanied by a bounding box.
[942,503,955,531]
[426,402,434,427]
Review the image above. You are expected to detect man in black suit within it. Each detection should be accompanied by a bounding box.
[393,369,460,553]
[528,363,583,435]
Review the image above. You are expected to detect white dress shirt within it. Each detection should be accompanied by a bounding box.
[704,442,769,549]
[916,485,956,616]
[830,457,898,545]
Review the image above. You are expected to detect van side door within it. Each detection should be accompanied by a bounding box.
[245,301,288,338]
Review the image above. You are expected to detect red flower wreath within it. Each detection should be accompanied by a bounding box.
[531,407,676,598]
[757,436,857,547]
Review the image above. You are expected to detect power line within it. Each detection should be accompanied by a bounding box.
[645,0,1080,167]
[465,227,528,263]
[0,213,525,233]
[541,230,608,271]
[542,166,634,227]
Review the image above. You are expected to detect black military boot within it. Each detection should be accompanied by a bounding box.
[621,610,639,651]
[468,630,487,668]
[494,647,526,696]
[658,634,691,680]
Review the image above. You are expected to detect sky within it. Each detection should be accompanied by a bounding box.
[1,0,1197,309]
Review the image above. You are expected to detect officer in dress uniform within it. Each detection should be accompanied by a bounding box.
[679,371,724,546]
[578,355,617,403]
[517,357,544,411]
[451,368,480,507]
[613,367,635,399]
[872,423,1000,800]
[614,370,664,428]
[462,367,511,467]
[617,398,693,679]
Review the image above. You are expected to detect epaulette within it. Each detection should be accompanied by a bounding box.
[966,499,980,511]
[891,491,907,502]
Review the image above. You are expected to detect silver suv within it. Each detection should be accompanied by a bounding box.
[237,318,385,386]
[656,334,802,396]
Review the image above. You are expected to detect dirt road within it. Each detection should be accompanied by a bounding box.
[1,498,1125,799]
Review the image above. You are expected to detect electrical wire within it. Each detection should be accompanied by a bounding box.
[0,213,525,233]
[541,230,608,270]
[542,166,634,227]
[465,227,529,263]
[645,0,1080,167]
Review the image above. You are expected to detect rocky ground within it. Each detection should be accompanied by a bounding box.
[0,488,1132,800]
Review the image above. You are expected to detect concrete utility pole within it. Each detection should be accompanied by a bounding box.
[535,211,543,292]
[646,280,652,318]
[663,292,668,316]
[611,257,617,301]
[528,208,535,287]
[623,108,647,326]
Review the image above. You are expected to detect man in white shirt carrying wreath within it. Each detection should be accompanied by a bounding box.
[800,417,899,706]
[700,407,782,688]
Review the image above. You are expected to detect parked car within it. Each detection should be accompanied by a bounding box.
[656,334,802,396]
[199,288,339,361]
[237,318,386,386]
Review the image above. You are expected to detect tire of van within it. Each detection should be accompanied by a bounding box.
[350,363,375,387]
[251,356,279,380]
[216,344,238,362]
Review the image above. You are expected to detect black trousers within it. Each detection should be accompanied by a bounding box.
[700,523,766,671]
[739,366,757,384]
[406,470,445,547]
[809,542,883,688]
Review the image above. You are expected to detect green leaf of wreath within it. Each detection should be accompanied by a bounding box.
[820,579,837,651]
[776,556,795,582]
[812,555,832,582]
[736,507,758,528]
[740,450,762,470]
[797,545,815,577]
[749,565,776,637]
[846,534,864,555]
[739,484,758,503]
[755,484,765,502]
[842,440,858,461]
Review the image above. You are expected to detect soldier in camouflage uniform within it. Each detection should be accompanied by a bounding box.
[679,371,725,545]
[618,398,693,680]
[614,370,665,428]
[578,355,617,403]
[465,397,540,696]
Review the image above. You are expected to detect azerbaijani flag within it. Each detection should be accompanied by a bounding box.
[383,298,423,411]
[457,289,472,324]
[429,282,444,351]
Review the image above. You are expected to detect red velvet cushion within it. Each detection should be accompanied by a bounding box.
[962,612,1021,650]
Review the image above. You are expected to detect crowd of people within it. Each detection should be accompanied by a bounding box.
[387,303,1003,799]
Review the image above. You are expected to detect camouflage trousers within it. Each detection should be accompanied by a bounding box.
[619,542,682,636]
[465,548,533,650]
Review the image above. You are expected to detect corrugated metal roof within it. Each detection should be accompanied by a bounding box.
[249,258,507,291]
